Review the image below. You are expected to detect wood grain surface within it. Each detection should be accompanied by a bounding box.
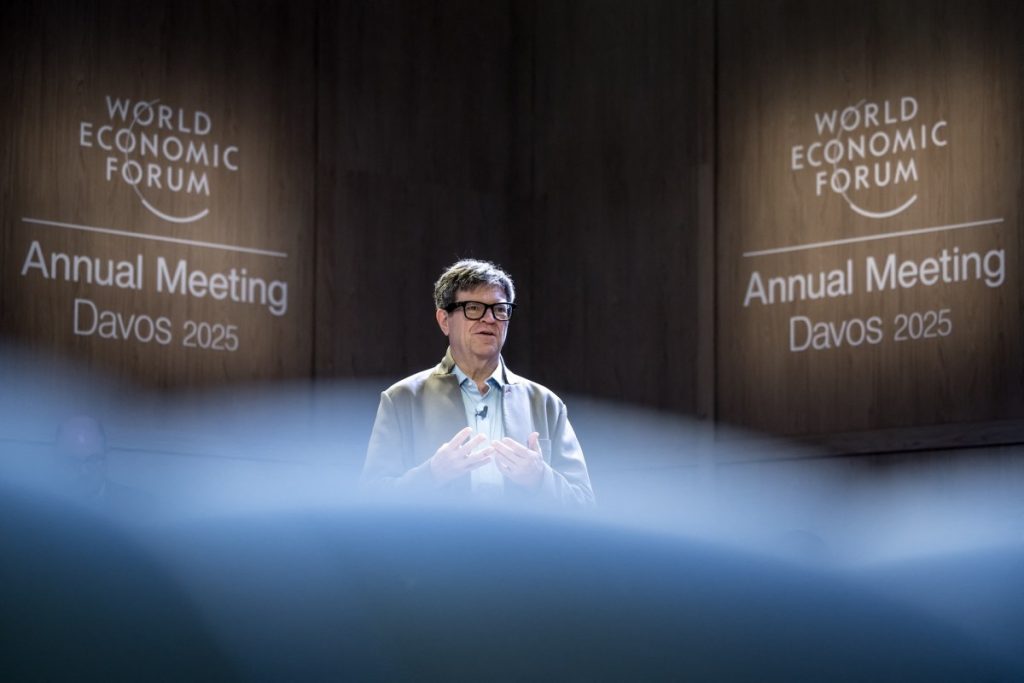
[5,0,1021,454]
[521,0,712,415]
[314,0,517,379]
[314,0,714,418]
[1,0,315,388]
[717,0,1024,436]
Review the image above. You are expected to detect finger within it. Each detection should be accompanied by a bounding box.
[457,434,488,456]
[496,438,535,461]
[445,427,474,450]
[461,446,494,463]
[527,432,540,452]
[464,455,494,472]
[494,451,516,473]
[491,440,524,461]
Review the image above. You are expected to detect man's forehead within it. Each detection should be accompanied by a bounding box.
[456,284,508,301]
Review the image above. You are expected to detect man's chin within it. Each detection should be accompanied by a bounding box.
[470,341,502,358]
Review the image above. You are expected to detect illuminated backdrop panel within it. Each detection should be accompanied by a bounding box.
[0,1,315,386]
[717,0,1023,439]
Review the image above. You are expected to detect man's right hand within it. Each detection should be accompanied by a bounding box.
[429,427,493,485]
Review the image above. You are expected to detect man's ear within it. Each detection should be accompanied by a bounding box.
[435,308,450,335]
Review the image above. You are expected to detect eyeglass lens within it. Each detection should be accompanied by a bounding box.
[461,302,512,320]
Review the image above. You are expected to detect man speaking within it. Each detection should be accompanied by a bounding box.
[361,259,594,506]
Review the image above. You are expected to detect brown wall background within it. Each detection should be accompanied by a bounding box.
[315,1,519,378]
[717,0,1024,449]
[1,0,316,388]
[3,0,1022,456]
[314,0,713,420]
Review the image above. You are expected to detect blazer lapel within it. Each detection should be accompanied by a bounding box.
[425,349,475,496]
[501,383,533,445]
[432,374,469,442]
[425,350,473,458]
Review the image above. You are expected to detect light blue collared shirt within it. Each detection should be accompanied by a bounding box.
[451,361,506,496]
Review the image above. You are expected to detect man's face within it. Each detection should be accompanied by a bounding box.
[436,284,510,366]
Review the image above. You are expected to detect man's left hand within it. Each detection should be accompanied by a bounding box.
[492,432,546,489]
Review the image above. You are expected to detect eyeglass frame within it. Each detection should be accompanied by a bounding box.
[444,300,518,321]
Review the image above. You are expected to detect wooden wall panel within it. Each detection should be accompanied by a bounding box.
[522,0,713,413]
[315,0,519,378]
[1,0,315,388]
[2,0,1020,466]
[717,0,1024,438]
[314,0,713,418]
[4,0,712,414]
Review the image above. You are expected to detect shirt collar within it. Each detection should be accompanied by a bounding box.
[452,358,506,390]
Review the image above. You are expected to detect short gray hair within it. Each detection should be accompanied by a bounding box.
[433,259,516,309]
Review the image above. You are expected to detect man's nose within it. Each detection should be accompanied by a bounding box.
[481,307,498,322]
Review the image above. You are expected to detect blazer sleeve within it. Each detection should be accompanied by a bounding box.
[540,401,595,507]
[360,391,436,494]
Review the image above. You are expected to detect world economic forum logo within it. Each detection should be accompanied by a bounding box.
[78,96,240,224]
[789,96,947,220]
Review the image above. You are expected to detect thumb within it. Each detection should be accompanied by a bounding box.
[528,431,540,452]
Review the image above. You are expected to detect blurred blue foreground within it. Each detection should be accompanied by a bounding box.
[1,346,1022,680]
[2,484,1022,682]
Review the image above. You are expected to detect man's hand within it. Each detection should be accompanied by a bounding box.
[492,432,546,489]
[429,427,493,485]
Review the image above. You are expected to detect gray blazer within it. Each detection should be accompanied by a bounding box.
[361,349,594,506]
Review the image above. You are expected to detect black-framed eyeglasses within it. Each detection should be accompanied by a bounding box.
[445,301,517,321]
